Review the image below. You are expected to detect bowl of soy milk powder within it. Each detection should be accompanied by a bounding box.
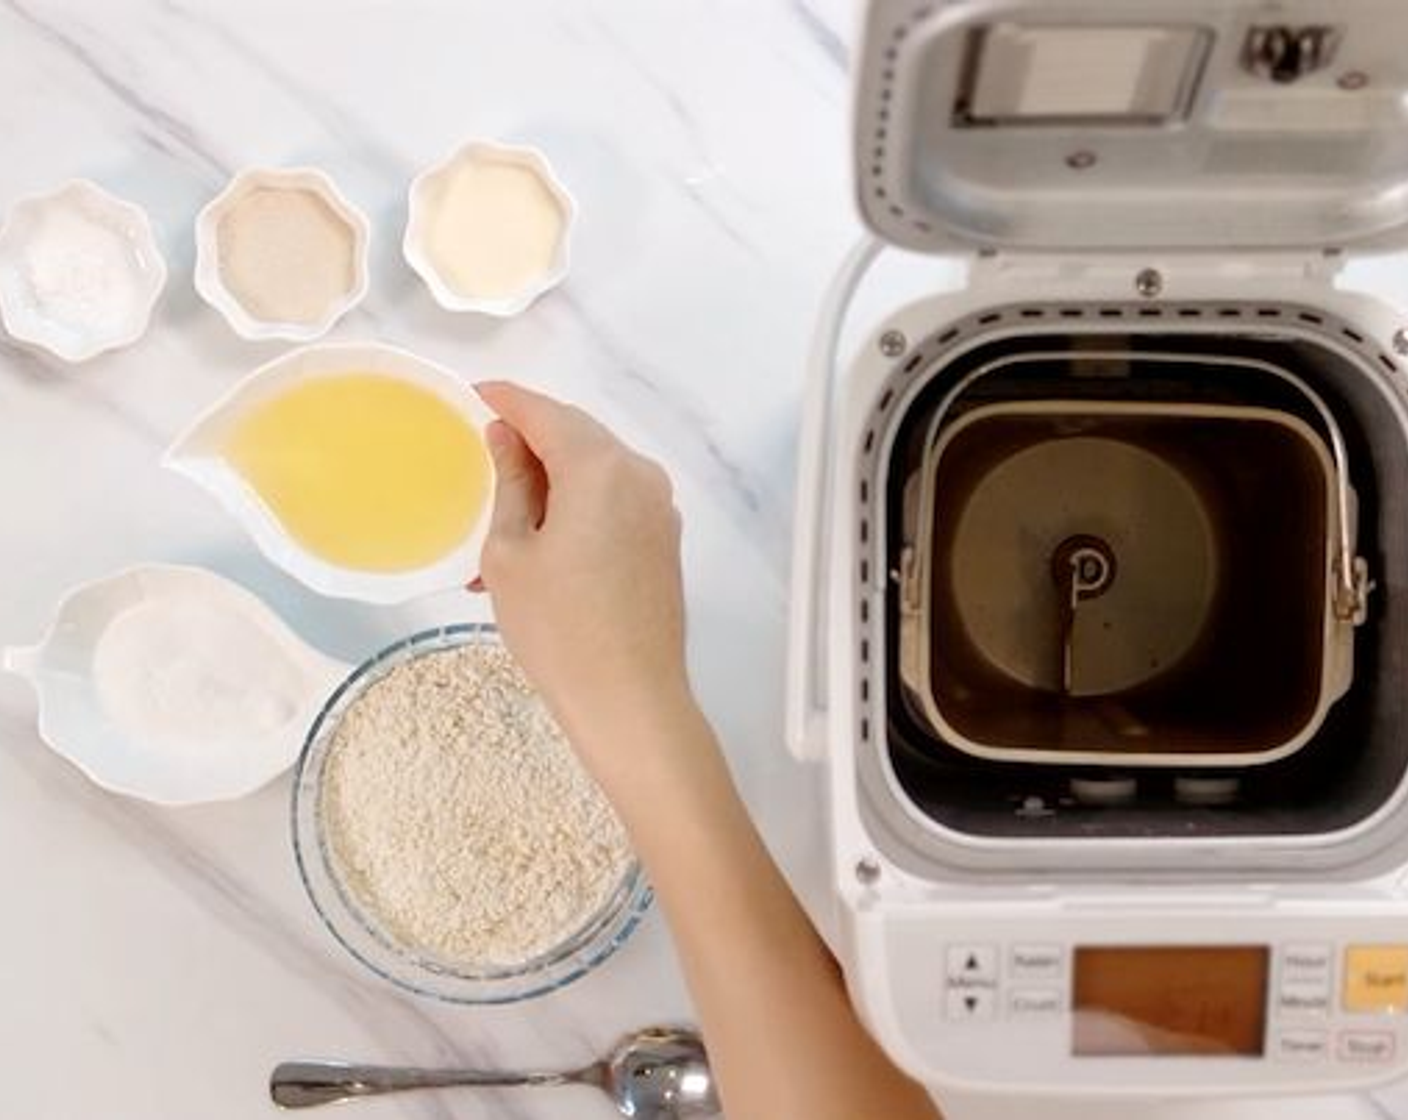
[292,624,649,1003]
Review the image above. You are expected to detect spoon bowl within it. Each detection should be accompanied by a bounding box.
[604,1027,718,1118]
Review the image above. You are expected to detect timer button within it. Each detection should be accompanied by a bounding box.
[1273,1029,1329,1063]
[1343,945,1408,1015]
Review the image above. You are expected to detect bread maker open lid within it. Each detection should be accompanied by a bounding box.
[855,0,1408,255]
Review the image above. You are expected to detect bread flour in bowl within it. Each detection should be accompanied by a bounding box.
[292,623,650,1003]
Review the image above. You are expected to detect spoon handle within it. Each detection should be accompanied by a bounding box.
[269,1060,594,1109]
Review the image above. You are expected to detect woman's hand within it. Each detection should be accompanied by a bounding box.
[474,381,691,756]
[472,382,942,1120]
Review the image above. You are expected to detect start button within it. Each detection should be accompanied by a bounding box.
[1343,946,1408,1014]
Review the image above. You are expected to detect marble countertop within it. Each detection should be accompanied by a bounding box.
[1,4,1404,1119]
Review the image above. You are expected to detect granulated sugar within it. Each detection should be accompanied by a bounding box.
[319,641,631,969]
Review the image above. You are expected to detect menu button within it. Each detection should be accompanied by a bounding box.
[946,987,996,1021]
[947,945,998,984]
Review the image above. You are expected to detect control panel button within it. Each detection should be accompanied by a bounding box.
[1008,987,1063,1018]
[945,944,999,1022]
[1343,945,1408,1015]
[947,945,998,983]
[1274,1029,1329,1063]
[1276,978,1332,1019]
[1280,943,1333,977]
[1337,1030,1397,1064]
[1009,943,1064,982]
[947,986,996,1021]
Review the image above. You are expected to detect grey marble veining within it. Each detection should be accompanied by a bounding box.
[0,6,845,1118]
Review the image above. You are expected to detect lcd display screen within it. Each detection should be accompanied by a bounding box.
[1072,946,1269,1057]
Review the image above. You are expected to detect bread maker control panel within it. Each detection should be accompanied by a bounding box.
[869,912,1408,1092]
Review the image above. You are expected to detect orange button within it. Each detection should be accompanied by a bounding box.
[1343,946,1408,1014]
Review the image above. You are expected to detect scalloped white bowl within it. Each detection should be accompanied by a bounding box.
[195,167,370,342]
[0,179,166,362]
[403,140,575,317]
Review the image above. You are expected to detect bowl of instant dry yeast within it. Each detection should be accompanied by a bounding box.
[292,623,651,1003]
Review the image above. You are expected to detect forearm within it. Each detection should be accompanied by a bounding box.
[474,382,931,1114]
[572,693,943,1120]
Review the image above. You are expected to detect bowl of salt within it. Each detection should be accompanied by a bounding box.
[0,179,167,362]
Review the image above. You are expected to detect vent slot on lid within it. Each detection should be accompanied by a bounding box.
[955,23,1212,126]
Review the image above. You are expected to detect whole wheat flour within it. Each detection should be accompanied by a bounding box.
[320,640,631,968]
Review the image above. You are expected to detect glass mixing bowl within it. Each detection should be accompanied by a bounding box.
[292,622,651,1003]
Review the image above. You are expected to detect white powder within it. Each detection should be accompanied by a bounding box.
[25,203,144,334]
[320,642,631,969]
[423,159,565,300]
[93,592,305,762]
[216,186,357,325]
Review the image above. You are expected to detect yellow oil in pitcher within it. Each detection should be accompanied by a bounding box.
[224,373,491,572]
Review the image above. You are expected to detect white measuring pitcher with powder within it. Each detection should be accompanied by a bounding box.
[2,564,347,804]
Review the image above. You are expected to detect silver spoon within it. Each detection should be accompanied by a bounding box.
[270,1026,720,1118]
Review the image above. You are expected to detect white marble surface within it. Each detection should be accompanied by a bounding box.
[0,3,1404,1119]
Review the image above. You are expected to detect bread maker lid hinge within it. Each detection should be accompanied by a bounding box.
[855,0,1408,257]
